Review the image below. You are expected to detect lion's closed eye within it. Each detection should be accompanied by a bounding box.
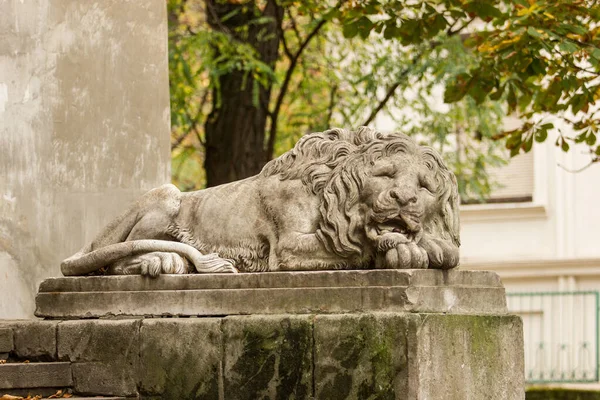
[372,163,397,178]
[419,174,437,193]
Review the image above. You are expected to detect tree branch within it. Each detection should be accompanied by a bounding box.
[172,91,209,150]
[362,18,475,127]
[362,57,417,127]
[275,5,293,59]
[326,83,338,127]
[362,81,403,126]
[448,17,474,36]
[558,156,599,173]
[265,1,345,160]
[286,8,303,45]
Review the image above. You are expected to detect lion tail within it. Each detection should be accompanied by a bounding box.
[60,239,237,276]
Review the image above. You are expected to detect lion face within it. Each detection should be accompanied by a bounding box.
[361,155,439,250]
[288,127,460,269]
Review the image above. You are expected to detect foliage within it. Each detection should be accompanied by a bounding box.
[168,0,600,199]
[338,0,600,165]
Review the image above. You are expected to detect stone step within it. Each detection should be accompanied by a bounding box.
[0,362,72,389]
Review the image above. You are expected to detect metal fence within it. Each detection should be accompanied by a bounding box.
[506,291,600,383]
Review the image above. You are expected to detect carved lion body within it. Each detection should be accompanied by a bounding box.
[61,127,460,276]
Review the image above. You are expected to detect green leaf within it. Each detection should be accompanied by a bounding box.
[586,133,597,146]
[507,85,517,113]
[383,23,399,39]
[489,84,505,100]
[590,48,600,61]
[343,22,359,38]
[571,94,588,114]
[466,1,503,19]
[356,16,374,39]
[527,27,542,38]
[540,123,554,130]
[535,129,548,143]
[561,140,570,152]
[595,147,600,156]
[575,133,587,143]
[506,133,522,149]
[444,73,471,103]
[529,58,546,75]
[559,41,579,54]
[429,14,448,36]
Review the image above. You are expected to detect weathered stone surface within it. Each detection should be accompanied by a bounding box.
[0,362,72,389]
[409,314,524,400]
[35,269,507,318]
[0,327,13,353]
[223,315,313,400]
[139,318,222,399]
[0,0,171,319]
[314,313,409,399]
[4,320,58,360]
[1,309,522,398]
[58,320,140,396]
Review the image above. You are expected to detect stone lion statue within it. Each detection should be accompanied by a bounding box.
[61,127,460,276]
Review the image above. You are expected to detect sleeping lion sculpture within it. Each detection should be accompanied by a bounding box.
[61,127,460,276]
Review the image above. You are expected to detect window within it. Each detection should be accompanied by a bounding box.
[485,150,534,203]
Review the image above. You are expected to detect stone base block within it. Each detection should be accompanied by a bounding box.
[0,313,523,399]
[35,269,507,318]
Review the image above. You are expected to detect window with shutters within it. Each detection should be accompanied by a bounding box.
[473,150,534,204]
[460,115,535,205]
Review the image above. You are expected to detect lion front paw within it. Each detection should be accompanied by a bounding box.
[375,232,413,252]
[419,237,459,269]
[379,242,428,269]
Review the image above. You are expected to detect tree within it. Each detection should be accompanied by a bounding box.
[168,0,600,198]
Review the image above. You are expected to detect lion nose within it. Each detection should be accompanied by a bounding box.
[390,188,418,206]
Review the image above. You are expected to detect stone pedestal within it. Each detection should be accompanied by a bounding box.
[28,269,524,399]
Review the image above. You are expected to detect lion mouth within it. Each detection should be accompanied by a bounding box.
[368,213,423,244]
[376,220,417,241]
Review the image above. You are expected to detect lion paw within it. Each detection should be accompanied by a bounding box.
[380,243,428,269]
[136,252,191,277]
[375,232,413,252]
[419,238,459,269]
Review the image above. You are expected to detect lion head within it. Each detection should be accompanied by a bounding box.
[261,127,460,269]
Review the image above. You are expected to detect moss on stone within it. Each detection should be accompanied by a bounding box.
[225,316,312,400]
[139,319,221,400]
[314,314,408,399]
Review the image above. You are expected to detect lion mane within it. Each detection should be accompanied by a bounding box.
[261,126,460,260]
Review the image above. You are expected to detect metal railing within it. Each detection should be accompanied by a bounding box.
[506,291,600,383]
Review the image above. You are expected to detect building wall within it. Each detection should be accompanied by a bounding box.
[0,0,171,318]
[460,122,600,290]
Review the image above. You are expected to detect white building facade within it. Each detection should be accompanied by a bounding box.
[461,127,600,386]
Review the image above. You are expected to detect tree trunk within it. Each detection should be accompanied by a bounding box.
[204,0,282,187]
